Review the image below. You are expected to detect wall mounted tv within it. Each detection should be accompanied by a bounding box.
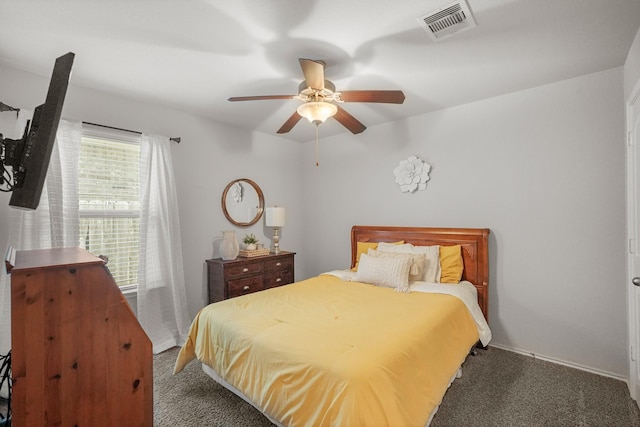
[0,52,74,210]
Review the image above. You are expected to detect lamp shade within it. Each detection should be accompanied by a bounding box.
[297,102,338,124]
[265,206,286,227]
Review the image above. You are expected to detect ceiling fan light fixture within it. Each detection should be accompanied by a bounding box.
[297,101,337,125]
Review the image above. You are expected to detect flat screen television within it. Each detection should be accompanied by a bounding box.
[3,52,74,210]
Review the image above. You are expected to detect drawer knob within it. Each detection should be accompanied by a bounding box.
[243,285,250,290]
[243,268,249,273]
[276,262,282,266]
[276,278,282,282]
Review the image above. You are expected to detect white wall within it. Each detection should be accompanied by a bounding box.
[300,67,627,378]
[625,27,640,101]
[0,64,305,319]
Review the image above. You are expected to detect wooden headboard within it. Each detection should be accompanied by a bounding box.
[351,225,490,320]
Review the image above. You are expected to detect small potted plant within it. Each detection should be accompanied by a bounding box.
[243,233,259,250]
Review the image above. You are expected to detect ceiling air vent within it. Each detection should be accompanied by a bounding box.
[417,0,476,42]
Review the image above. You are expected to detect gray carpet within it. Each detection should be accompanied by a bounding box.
[154,346,640,426]
[430,348,640,427]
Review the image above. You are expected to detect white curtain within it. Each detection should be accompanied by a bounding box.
[138,134,190,354]
[0,114,81,370]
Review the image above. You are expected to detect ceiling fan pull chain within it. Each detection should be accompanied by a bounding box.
[315,125,319,166]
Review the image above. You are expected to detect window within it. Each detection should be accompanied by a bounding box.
[78,126,140,291]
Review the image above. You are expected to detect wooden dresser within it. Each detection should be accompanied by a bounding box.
[206,251,295,303]
[6,247,152,427]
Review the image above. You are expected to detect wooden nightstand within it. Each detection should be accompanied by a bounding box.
[206,251,295,303]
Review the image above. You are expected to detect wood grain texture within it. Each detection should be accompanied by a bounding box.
[10,247,152,427]
[206,252,295,303]
[276,111,303,134]
[350,226,490,321]
[334,106,366,134]
[339,90,406,104]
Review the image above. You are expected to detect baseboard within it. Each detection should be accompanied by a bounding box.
[488,343,627,383]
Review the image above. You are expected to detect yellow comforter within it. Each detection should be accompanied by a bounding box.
[174,274,479,427]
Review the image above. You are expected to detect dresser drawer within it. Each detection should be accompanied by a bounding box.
[264,256,293,272]
[206,252,295,303]
[264,271,294,289]
[225,262,263,278]
[228,276,263,298]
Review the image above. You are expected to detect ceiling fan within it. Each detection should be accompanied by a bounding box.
[228,58,406,135]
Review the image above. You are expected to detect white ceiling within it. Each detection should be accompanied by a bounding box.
[1,0,639,142]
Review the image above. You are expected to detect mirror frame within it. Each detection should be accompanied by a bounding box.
[221,178,265,227]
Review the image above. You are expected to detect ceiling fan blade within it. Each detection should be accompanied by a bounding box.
[277,111,303,134]
[299,58,325,91]
[228,95,297,102]
[334,106,366,134]
[339,90,406,104]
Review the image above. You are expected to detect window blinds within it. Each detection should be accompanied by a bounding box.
[78,133,140,287]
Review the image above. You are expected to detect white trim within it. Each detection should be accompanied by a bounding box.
[489,343,627,383]
[626,77,640,404]
[630,76,640,106]
[79,210,140,218]
[119,284,138,295]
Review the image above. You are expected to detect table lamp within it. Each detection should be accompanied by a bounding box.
[265,206,286,254]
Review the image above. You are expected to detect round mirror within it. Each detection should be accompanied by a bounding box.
[221,178,265,227]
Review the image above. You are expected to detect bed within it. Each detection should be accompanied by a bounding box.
[174,225,491,426]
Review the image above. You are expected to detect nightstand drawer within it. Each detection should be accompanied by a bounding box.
[228,276,263,297]
[264,256,293,272]
[225,262,263,278]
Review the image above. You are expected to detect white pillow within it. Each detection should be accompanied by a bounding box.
[355,253,411,292]
[377,242,414,253]
[410,245,441,283]
[367,248,426,282]
[376,243,441,283]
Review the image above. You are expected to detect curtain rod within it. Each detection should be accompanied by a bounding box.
[82,121,181,144]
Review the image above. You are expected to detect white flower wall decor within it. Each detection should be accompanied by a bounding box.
[393,155,431,193]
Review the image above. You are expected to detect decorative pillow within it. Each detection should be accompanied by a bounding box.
[439,245,464,283]
[352,241,378,271]
[409,245,441,283]
[377,243,441,283]
[367,249,426,282]
[376,242,413,253]
[355,253,411,292]
[352,241,404,271]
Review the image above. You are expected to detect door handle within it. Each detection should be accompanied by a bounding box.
[633,277,640,287]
